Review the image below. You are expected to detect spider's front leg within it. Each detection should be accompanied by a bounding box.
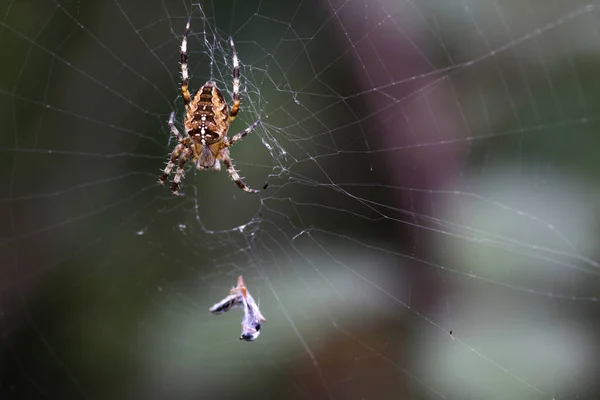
[171,147,193,196]
[221,149,259,194]
[159,143,185,185]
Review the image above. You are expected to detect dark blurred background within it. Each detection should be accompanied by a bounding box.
[1,0,599,399]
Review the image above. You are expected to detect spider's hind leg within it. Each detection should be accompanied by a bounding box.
[181,19,192,109]
[228,37,241,124]
[228,118,261,147]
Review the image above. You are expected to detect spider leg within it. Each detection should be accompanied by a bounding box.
[159,143,185,184]
[221,149,259,194]
[227,118,261,147]
[168,112,185,141]
[228,37,241,124]
[171,147,193,196]
[181,19,192,109]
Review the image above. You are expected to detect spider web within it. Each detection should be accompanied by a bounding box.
[1,0,599,398]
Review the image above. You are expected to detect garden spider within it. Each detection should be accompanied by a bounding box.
[159,19,261,196]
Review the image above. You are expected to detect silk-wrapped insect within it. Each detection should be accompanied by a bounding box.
[209,275,266,341]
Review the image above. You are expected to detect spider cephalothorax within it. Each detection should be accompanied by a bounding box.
[159,19,261,196]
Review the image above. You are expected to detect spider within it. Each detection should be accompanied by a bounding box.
[159,19,261,196]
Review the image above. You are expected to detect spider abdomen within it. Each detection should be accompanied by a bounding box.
[186,82,229,144]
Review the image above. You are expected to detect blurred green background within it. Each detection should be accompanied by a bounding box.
[1,0,599,399]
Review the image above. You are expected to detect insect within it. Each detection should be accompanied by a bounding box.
[159,19,262,196]
[208,293,243,315]
[209,275,266,341]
